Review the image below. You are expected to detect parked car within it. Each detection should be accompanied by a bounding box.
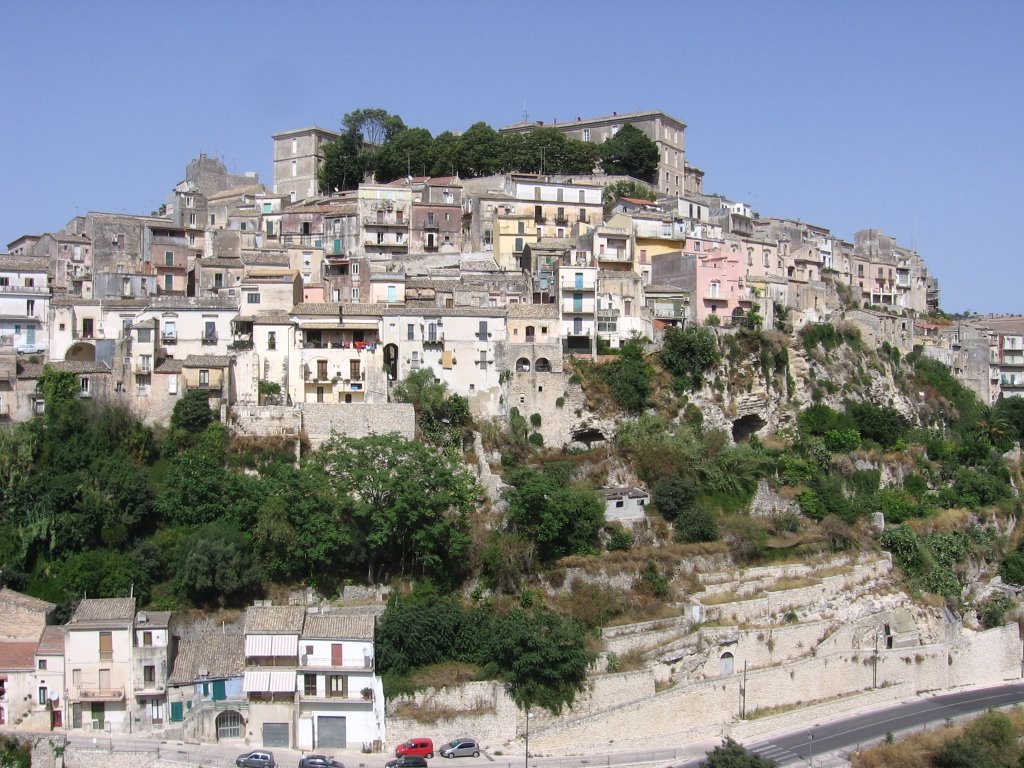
[299,756,344,768]
[395,738,434,759]
[440,739,480,758]
[16,344,46,355]
[237,752,276,768]
[385,758,428,768]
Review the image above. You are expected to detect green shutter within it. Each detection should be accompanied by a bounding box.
[212,680,226,701]
[170,702,183,722]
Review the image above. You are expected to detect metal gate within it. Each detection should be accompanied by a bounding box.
[263,722,290,748]
[317,716,347,749]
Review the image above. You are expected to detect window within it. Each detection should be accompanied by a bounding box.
[350,360,360,380]
[164,251,174,266]
[39,687,48,706]
[291,160,297,177]
[479,350,487,367]
[25,277,34,287]
[514,237,524,253]
[38,659,47,670]
[80,377,90,395]
[144,666,155,685]
[352,262,360,276]
[188,233,196,246]
[210,214,216,226]
[304,674,316,696]
[407,324,415,340]
[351,287,360,301]
[0,278,7,287]
[292,137,298,155]
[478,321,488,339]
[142,631,152,647]
[168,376,178,395]
[199,370,210,386]
[267,331,277,350]
[189,213,196,227]
[247,292,261,304]
[26,299,34,315]
[164,274,173,291]
[99,631,112,660]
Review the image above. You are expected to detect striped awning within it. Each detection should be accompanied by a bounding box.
[245,634,298,657]
[243,669,296,693]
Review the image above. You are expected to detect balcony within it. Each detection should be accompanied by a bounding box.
[558,273,596,291]
[162,332,177,345]
[562,298,596,314]
[423,220,440,231]
[597,249,630,262]
[363,217,406,228]
[0,284,48,294]
[553,215,569,226]
[300,654,374,671]
[533,215,547,224]
[134,360,153,375]
[201,333,218,346]
[133,681,166,695]
[364,238,407,248]
[282,234,323,247]
[703,292,728,302]
[298,690,375,704]
[423,333,444,346]
[71,687,125,702]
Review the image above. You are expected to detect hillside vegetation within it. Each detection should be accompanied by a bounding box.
[1,324,1023,711]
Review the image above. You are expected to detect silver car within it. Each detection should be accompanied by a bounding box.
[439,740,479,759]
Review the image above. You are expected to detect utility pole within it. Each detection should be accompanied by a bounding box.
[741,661,750,718]
[524,709,533,768]
[807,732,814,766]
[873,630,880,689]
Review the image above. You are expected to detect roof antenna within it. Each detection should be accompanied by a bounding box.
[522,99,529,123]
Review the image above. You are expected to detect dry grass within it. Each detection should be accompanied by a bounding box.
[405,662,486,691]
[390,698,496,724]
[765,576,821,592]
[747,688,870,720]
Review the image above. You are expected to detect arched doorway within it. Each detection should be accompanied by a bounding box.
[731,306,746,326]
[516,357,531,372]
[535,357,551,373]
[383,344,399,381]
[216,710,243,740]
[719,651,735,677]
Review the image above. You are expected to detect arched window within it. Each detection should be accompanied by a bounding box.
[216,710,242,740]
[709,280,720,299]
[516,357,531,372]
[535,358,551,373]
[525,325,536,342]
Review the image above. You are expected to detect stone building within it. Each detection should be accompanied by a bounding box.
[272,127,341,203]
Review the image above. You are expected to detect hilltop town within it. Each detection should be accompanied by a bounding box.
[1,110,1023,764]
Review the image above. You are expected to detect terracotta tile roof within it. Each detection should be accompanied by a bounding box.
[302,613,374,641]
[69,597,136,625]
[426,176,461,187]
[16,362,44,380]
[36,626,65,656]
[244,605,305,634]
[0,254,50,272]
[183,354,231,368]
[154,359,183,374]
[135,611,172,629]
[249,310,293,325]
[0,641,37,671]
[0,588,55,614]
[505,303,559,319]
[47,361,111,374]
[198,258,244,268]
[168,634,245,684]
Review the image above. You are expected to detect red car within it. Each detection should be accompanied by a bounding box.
[395,739,434,759]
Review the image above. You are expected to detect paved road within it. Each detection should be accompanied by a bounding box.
[741,682,1024,766]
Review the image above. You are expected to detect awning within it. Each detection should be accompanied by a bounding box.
[243,670,296,693]
[245,634,298,657]
[300,323,343,330]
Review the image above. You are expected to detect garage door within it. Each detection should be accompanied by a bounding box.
[263,723,290,748]
[317,716,347,749]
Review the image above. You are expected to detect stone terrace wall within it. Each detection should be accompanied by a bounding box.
[230,403,415,448]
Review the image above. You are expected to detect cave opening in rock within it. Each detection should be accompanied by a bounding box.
[572,427,606,448]
[732,414,766,442]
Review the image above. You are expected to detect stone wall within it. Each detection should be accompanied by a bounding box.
[505,372,583,448]
[229,403,415,449]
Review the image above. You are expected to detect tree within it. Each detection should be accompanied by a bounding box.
[392,368,470,448]
[503,468,604,562]
[308,434,476,583]
[38,365,79,408]
[375,127,435,182]
[597,125,659,183]
[602,179,656,215]
[343,107,407,148]
[660,327,720,392]
[428,131,463,177]
[700,738,776,767]
[175,521,263,607]
[171,389,215,433]
[487,607,595,715]
[599,336,653,413]
[458,122,506,177]
[993,396,1024,444]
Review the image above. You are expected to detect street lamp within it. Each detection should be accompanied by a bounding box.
[807,731,814,767]
[524,709,534,768]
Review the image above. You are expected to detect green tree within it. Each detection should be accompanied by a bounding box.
[599,336,652,413]
[175,521,263,607]
[700,738,776,767]
[0,735,32,768]
[392,368,471,447]
[170,389,215,433]
[602,179,657,215]
[38,365,79,407]
[458,122,506,176]
[660,326,720,392]
[428,131,463,176]
[309,434,476,583]
[375,127,436,182]
[503,468,603,562]
[597,125,659,183]
[487,607,595,715]
[993,396,1024,443]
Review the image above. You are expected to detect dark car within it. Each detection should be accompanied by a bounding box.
[299,756,345,768]
[237,752,276,768]
[440,739,480,759]
[385,758,429,768]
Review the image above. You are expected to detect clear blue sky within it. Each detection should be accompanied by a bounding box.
[3,1,1021,314]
